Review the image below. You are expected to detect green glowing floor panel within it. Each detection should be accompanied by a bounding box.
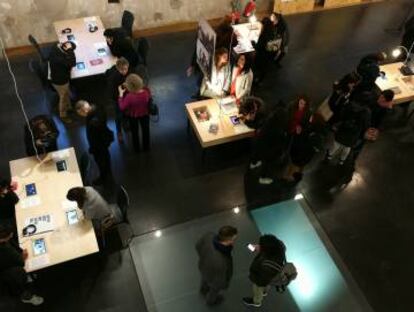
[251,199,372,312]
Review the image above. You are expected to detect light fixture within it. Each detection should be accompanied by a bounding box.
[154,230,162,238]
[294,193,304,200]
[233,206,240,214]
[392,46,408,60]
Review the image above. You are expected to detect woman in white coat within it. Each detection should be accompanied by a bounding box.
[230,53,254,104]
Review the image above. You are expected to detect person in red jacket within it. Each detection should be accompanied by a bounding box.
[243,0,257,18]
[118,74,151,152]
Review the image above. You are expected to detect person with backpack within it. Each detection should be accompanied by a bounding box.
[326,101,371,165]
[75,100,114,185]
[243,234,288,308]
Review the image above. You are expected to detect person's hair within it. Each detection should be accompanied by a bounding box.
[116,57,129,69]
[62,41,76,51]
[259,234,285,257]
[382,89,395,102]
[0,224,13,240]
[125,74,144,92]
[0,178,10,190]
[214,47,229,68]
[239,96,263,116]
[217,226,238,242]
[75,100,89,112]
[66,187,86,208]
[103,29,115,38]
[338,72,360,91]
[236,53,252,74]
[295,94,310,110]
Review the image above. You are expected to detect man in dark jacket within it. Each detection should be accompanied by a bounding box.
[0,179,19,227]
[105,57,130,142]
[243,234,286,308]
[0,225,44,305]
[75,101,114,185]
[195,226,238,306]
[49,41,76,124]
[24,115,59,157]
[104,28,138,68]
[240,97,289,184]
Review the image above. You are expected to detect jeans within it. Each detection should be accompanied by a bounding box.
[91,148,111,180]
[328,140,351,161]
[52,83,71,118]
[128,115,150,152]
[253,283,269,305]
[200,279,221,305]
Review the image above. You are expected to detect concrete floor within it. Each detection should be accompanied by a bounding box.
[1,0,414,311]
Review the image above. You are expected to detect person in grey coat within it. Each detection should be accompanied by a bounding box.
[195,226,238,305]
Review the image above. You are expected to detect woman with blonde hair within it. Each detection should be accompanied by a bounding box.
[118,73,151,152]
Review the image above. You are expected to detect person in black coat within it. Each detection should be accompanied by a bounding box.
[0,179,19,227]
[354,52,386,93]
[327,101,371,165]
[105,57,131,143]
[24,115,59,157]
[243,234,286,308]
[402,15,414,51]
[75,101,114,185]
[0,225,44,306]
[104,28,138,68]
[49,41,76,124]
[270,12,289,65]
[195,226,238,306]
[240,97,289,185]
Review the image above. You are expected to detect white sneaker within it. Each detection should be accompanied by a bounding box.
[259,177,273,185]
[249,161,262,169]
[22,295,44,306]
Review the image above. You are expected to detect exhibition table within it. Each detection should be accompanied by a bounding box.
[376,62,414,105]
[9,147,99,272]
[53,16,116,79]
[185,98,255,148]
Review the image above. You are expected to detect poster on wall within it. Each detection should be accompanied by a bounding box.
[196,18,216,82]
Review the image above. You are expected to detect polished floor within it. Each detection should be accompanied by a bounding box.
[1,0,414,311]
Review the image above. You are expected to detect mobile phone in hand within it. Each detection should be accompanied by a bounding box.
[247,244,256,252]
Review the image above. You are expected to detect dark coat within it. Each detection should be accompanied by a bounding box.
[0,191,19,221]
[49,44,76,85]
[249,251,285,287]
[195,232,233,290]
[108,38,138,68]
[0,240,24,272]
[24,115,59,156]
[335,102,371,147]
[86,107,114,153]
[105,65,128,102]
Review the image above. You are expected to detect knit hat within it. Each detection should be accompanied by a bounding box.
[125,74,144,92]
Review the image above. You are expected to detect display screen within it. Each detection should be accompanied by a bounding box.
[56,160,67,172]
[76,62,86,70]
[230,115,240,125]
[32,238,47,256]
[66,210,79,225]
[67,34,75,41]
[25,183,37,196]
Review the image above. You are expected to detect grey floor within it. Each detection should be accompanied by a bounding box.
[1,0,414,311]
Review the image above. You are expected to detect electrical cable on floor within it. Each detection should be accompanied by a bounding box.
[0,36,41,162]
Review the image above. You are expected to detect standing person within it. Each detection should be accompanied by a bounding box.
[0,179,19,226]
[253,18,278,85]
[0,225,44,306]
[402,14,414,51]
[49,41,76,124]
[270,12,289,66]
[66,186,122,231]
[243,234,286,308]
[287,95,312,137]
[104,29,138,68]
[200,47,231,99]
[354,52,386,93]
[118,74,151,152]
[326,101,371,165]
[105,57,130,143]
[195,226,238,306]
[230,53,254,104]
[24,114,59,157]
[240,97,289,185]
[328,72,360,126]
[75,101,114,185]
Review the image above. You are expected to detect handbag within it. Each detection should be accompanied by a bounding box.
[148,97,159,122]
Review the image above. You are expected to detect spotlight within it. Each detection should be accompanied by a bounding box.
[233,207,240,214]
[392,48,402,58]
[154,230,162,238]
[294,193,304,200]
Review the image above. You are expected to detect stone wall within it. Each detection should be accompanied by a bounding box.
[0,0,272,48]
